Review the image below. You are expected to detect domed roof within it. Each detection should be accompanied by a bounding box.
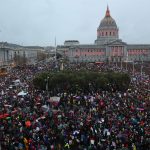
[99,6,117,28]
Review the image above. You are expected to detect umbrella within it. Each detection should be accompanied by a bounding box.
[13,79,21,85]
[0,113,9,119]
[41,105,49,112]
[4,104,12,108]
[57,115,62,118]
[73,130,80,135]
[1,90,4,95]
[48,97,60,106]
[11,110,18,115]
[52,109,59,115]
[50,96,60,102]
[25,121,31,127]
[36,103,41,105]
[137,107,144,111]
[36,127,40,132]
[40,116,46,119]
[18,91,28,96]
[76,96,80,99]
[6,117,11,120]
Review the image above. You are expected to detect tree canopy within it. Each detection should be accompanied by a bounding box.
[33,70,131,94]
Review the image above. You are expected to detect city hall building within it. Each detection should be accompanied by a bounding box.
[57,7,150,63]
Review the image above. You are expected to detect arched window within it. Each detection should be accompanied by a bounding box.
[102,32,104,36]
[106,32,107,36]
[113,32,115,36]
[110,32,111,36]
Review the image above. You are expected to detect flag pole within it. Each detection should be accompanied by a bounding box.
[55,37,57,61]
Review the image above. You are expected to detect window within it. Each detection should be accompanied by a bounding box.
[106,32,107,36]
[110,32,111,36]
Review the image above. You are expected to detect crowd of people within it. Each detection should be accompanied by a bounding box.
[0,61,150,150]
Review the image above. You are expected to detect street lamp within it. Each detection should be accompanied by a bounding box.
[45,76,49,91]
[140,52,145,76]
[132,61,135,75]
[121,57,123,70]
[126,51,129,71]
[140,62,143,76]
[60,58,64,71]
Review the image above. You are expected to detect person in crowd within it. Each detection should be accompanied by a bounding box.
[0,61,150,150]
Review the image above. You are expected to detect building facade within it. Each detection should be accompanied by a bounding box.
[0,42,47,66]
[57,6,150,63]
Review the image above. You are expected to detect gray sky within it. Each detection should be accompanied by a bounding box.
[0,0,150,46]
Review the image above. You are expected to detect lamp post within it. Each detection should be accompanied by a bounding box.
[140,53,144,76]
[140,61,143,76]
[55,37,57,61]
[126,51,129,71]
[125,61,128,71]
[60,58,64,71]
[132,61,135,75]
[45,76,49,91]
[121,57,123,70]
[140,52,145,76]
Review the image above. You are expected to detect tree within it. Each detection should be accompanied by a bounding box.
[33,71,131,94]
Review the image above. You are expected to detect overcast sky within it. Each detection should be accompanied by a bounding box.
[0,0,150,46]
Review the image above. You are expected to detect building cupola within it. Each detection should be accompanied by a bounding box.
[95,6,119,45]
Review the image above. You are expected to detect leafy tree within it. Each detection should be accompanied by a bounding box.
[33,71,131,94]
